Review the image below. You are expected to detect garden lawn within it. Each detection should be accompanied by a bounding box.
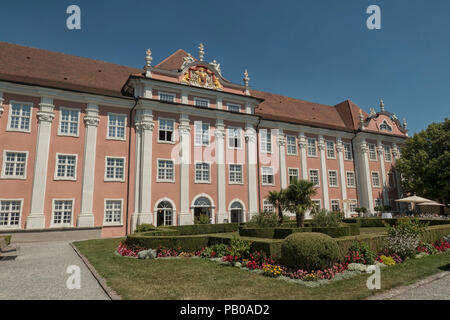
[73,238,450,300]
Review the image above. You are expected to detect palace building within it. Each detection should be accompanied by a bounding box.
[0,42,408,237]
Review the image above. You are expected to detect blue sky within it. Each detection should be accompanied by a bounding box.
[1,0,449,134]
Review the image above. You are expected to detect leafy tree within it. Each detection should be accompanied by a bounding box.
[283,179,317,227]
[267,189,285,223]
[396,118,450,209]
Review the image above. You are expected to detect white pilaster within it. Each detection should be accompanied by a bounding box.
[336,138,348,215]
[377,142,389,206]
[179,114,192,225]
[318,135,330,210]
[215,119,227,223]
[354,138,374,213]
[298,133,308,180]
[277,129,287,189]
[392,143,403,211]
[27,97,55,229]
[131,112,142,232]
[78,104,99,227]
[217,97,223,110]
[245,124,258,219]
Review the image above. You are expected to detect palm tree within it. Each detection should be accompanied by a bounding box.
[267,189,285,224]
[284,179,317,227]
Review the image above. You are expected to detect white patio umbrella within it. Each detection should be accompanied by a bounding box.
[395,195,433,212]
[416,201,444,206]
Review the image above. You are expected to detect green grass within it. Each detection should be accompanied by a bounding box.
[73,238,450,300]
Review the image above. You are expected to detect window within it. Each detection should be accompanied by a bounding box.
[59,108,79,136]
[286,135,297,155]
[372,172,380,187]
[384,145,392,162]
[309,169,319,187]
[159,92,175,102]
[328,171,338,187]
[55,154,77,180]
[326,141,335,159]
[107,114,126,140]
[288,168,299,184]
[344,143,353,160]
[158,118,174,142]
[227,103,240,113]
[228,127,242,149]
[307,138,317,157]
[194,121,210,146]
[379,120,392,132]
[157,159,174,182]
[261,167,274,185]
[229,164,243,184]
[331,200,340,212]
[104,200,122,225]
[194,98,209,108]
[260,130,272,153]
[346,171,356,187]
[349,200,357,213]
[368,144,377,161]
[0,200,21,228]
[8,102,32,132]
[195,162,210,183]
[263,200,274,213]
[312,200,321,211]
[157,201,173,226]
[2,151,27,179]
[105,157,125,181]
[375,199,383,207]
[52,200,73,226]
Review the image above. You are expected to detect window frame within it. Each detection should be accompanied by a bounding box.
[371,171,380,188]
[0,199,23,229]
[156,158,175,183]
[346,171,356,188]
[51,199,74,228]
[260,130,272,154]
[331,199,340,212]
[1,150,28,180]
[326,140,336,159]
[328,170,339,187]
[261,166,275,186]
[58,107,80,137]
[194,161,211,184]
[384,145,392,162]
[104,156,126,182]
[368,143,377,161]
[157,117,175,144]
[312,199,321,211]
[263,199,274,213]
[194,97,210,108]
[227,126,242,150]
[159,91,176,103]
[307,138,317,157]
[286,135,297,155]
[7,101,33,133]
[103,199,123,226]
[343,143,353,160]
[349,199,358,213]
[227,103,241,113]
[106,112,127,141]
[54,153,78,181]
[194,121,210,147]
[309,169,320,187]
[288,167,299,185]
[229,163,243,184]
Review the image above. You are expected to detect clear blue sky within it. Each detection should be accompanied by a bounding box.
[1,0,449,134]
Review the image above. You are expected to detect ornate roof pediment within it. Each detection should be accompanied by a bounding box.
[180,63,223,91]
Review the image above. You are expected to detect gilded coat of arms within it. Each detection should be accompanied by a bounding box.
[181,66,222,90]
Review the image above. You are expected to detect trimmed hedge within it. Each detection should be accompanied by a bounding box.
[342,218,450,228]
[125,234,210,252]
[0,235,12,245]
[163,223,240,235]
[239,224,358,239]
[139,229,180,237]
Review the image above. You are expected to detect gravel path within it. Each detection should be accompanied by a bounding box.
[368,271,450,300]
[0,240,109,300]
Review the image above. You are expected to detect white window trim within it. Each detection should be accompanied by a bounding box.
[343,143,353,160]
[54,153,78,181]
[0,198,23,229]
[104,156,126,182]
[312,199,321,210]
[103,198,124,226]
[307,138,318,157]
[371,171,381,188]
[106,112,127,141]
[228,163,244,185]
[260,130,272,154]
[194,161,212,184]
[326,140,336,159]
[159,91,176,102]
[1,150,28,180]
[6,101,33,133]
[346,171,356,188]
[227,103,241,113]
[286,135,298,155]
[227,126,243,150]
[194,121,210,147]
[309,169,320,187]
[328,170,339,187]
[384,145,392,162]
[331,199,341,211]
[194,97,210,108]
[156,158,175,183]
[57,107,80,137]
[50,198,75,228]
[288,167,299,184]
[368,143,377,161]
[157,117,176,144]
[261,166,275,186]
[263,199,275,213]
[349,199,358,213]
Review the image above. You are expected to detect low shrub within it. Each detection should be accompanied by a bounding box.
[247,211,279,228]
[311,226,351,238]
[167,223,239,235]
[311,209,342,227]
[229,236,252,258]
[281,232,341,271]
[345,241,376,265]
[135,224,157,233]
[194,214,211,225]
[385,219,428,259]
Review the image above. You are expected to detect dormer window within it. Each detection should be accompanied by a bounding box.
[379,120,392,132]
[194,97,209,108]
[159,92,176,103]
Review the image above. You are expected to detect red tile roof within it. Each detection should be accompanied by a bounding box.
[0,42,370,132]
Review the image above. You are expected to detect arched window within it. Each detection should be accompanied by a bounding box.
[230,201,244,223]
[193,196,212,222]
[156,201,173,226]
[379,120,392,132]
